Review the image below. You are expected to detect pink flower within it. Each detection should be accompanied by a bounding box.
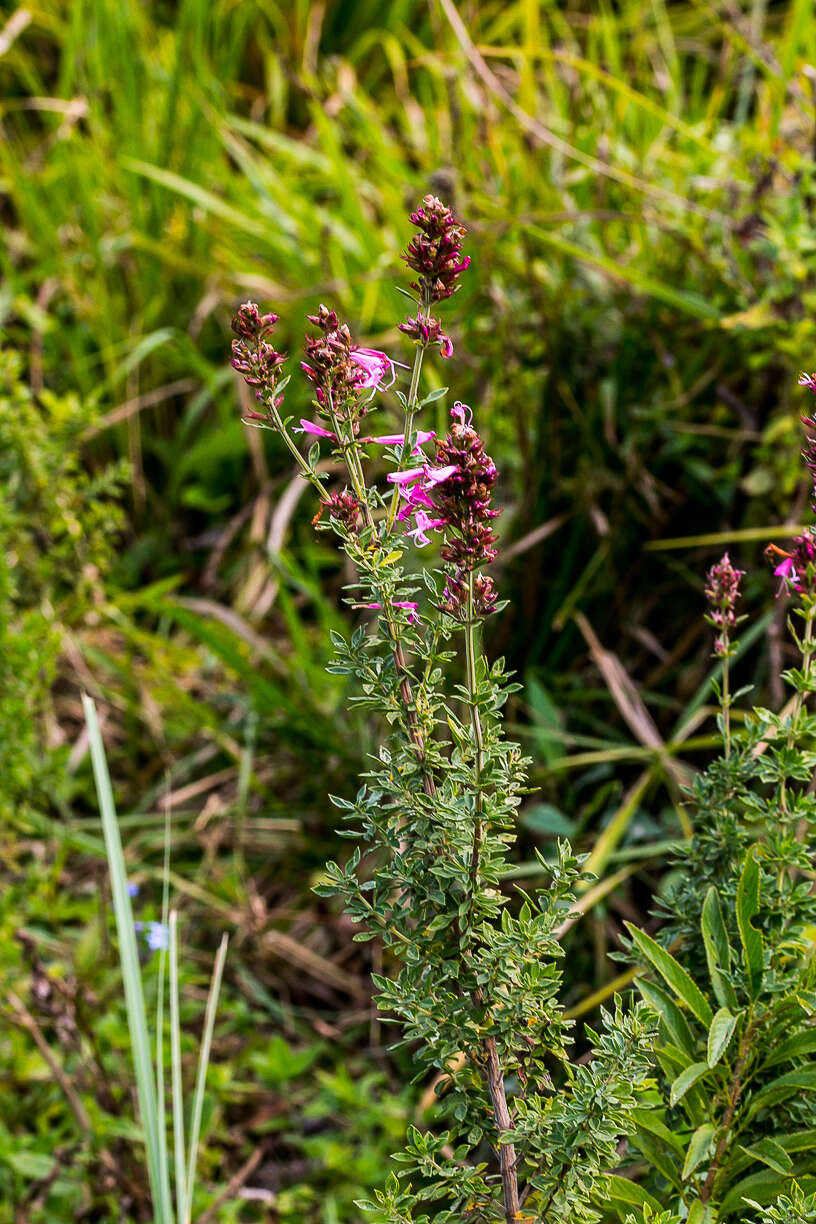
[351,348,396,390]
[294,419,335,439]
[774,556,797,596]
[397,483,436,519]
[387,466,425,486]
[370,430,435,454]
[799,372,816,394]
[405,509,445,547]
[359,600,419,624]
[424,464,458,485]
[440,335,454,359]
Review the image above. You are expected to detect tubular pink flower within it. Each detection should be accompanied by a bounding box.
[439,335,454,359]
[774,557,797,597]
[370,430,436,453]
[397,483,436,519]
[424,463,458,485]
[351,347,396,390]
[798,372,816,394]
[406,509,445,547]
[294,419,336,439]
[387,466,425,486]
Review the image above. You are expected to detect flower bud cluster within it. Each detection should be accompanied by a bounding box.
[402,195,471,302]
[231,302,286,417]
[704,552,745,655]
[302,306,366,413]
[398,312,454,359]
[434,403,500,619]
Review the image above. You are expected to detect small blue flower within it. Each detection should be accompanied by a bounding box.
[145,921,170,952]
[127,882,140,898]
[133,920,170,953]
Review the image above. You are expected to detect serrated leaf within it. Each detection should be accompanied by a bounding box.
[740,1138,793,1175]
[671,1062,710,1106]
[627,925,713,1027]
[682,1123,716,1180]
[737,848,764,998]
[707,1008,737,1068]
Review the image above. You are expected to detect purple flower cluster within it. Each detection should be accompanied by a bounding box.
[398,312,454,359]
[314,488,362,534]
[399,195,470,360]
[704,553,745,655]
[389,402,500,619]
[403,196,470,302]
[231,302,286,419]
[300,306,393,433]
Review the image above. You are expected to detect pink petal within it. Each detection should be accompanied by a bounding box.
[424,464,458,485]
[351,347,396,390]
[387,467,424,485]
[371,429,436,455]
[294,419,335,439]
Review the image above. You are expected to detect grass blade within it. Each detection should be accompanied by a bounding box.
[170,910,187,1224]
[82,694,174,1224]
[185,933,228,1219]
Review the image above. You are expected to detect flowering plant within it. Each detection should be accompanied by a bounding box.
[230,198,655,1224]
[618,380,816,1224]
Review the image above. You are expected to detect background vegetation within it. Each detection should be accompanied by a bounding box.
[2,0,816,1217]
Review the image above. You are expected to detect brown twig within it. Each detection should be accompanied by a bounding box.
[193,1145,265,1224]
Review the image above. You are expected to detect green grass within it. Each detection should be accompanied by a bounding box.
[2,0,816,1217]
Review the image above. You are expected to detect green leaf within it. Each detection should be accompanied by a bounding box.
[707,1008,737,1068]
[602,1174,663,1215]
[720,1171,814,1216]
[766,1030,816,1068]
[746,1068,816,1118]
[687,1200,715,1224]
[636,978,696,1056]
[736,848,764,998]
[671,1062,710,1107]
[701,887,737,1008]
[627,925,713,1027]
[2,1151,56,1180]
[682,1123,716,1181]
[740,1137,793,1175]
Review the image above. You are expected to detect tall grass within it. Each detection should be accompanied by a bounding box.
[84,694,228,1222]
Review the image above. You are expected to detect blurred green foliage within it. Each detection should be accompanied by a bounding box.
[2,0,816,1216]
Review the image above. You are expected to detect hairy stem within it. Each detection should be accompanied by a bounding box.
[721,636,731,759]
[266,395,331,503]
[464,572,520,1224]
